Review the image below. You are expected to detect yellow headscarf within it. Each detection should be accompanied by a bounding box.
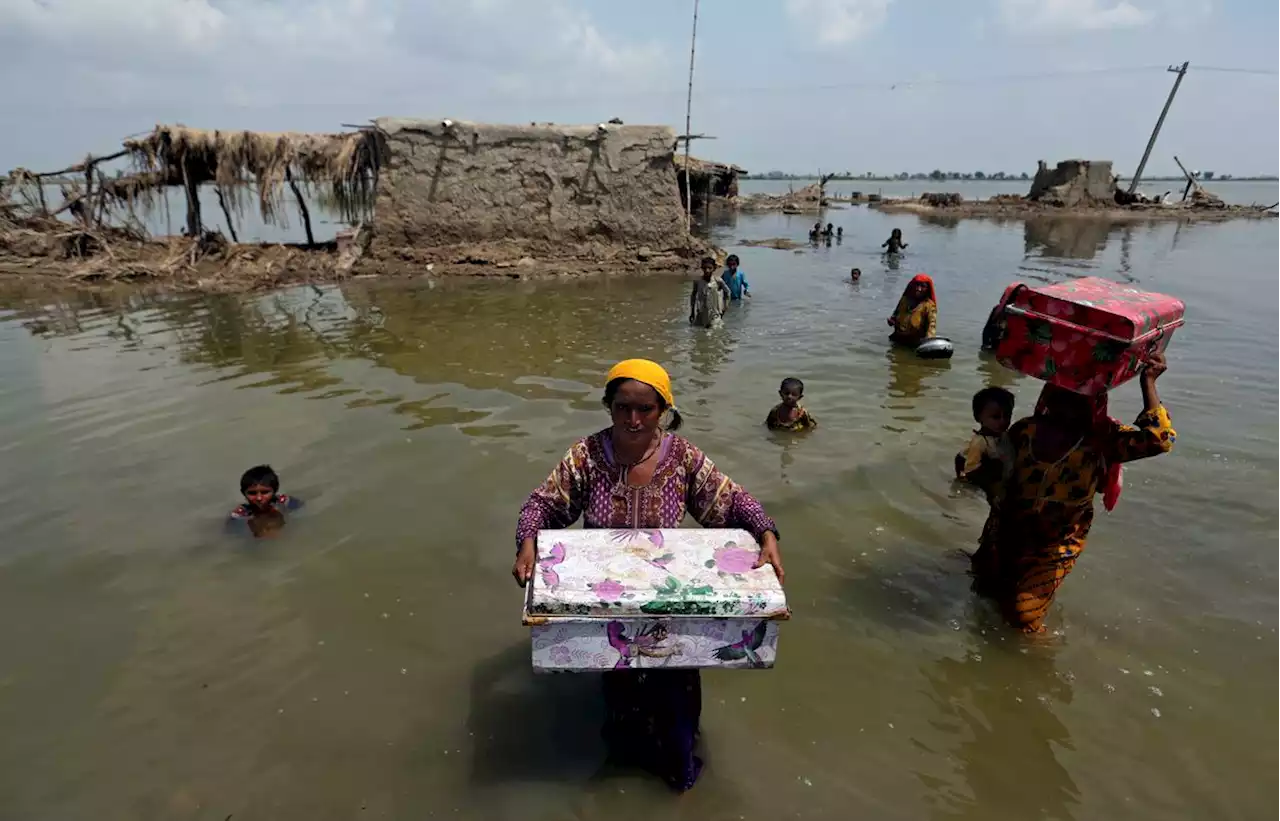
[605,359,675,409]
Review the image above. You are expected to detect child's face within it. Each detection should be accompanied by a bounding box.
[850,268,861,281]
[977,401,1010,435]
[727,259,738,271]
[779,386,803,407]
[701,262,715,279]
[243,483,277,511]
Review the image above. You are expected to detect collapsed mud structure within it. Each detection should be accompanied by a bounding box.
[673,155,745,212]
[2,119,712,291]
[871,158,1277,222]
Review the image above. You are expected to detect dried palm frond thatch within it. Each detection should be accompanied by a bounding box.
[123,125,382,227]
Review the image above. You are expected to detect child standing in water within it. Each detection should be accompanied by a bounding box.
[955,387,1015,498]
[690,256,730,328]
[720,254,751,301]
[229,465,302,535]
[766,377,818,431]
[882,228,908,254]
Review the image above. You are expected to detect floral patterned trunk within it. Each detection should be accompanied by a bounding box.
[991,277,1185,395]
[524,528,788,673]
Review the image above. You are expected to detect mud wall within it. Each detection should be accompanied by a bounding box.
[369,119,695,263]
[1028,160,1115,207]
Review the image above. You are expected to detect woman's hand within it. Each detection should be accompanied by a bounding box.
[512,539,536,587]
[753,531,785,585]
[1142,352,1167,381]
[887,317,897,327]
[1139,352,1167,413]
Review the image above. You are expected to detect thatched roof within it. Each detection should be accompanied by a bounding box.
[123,124,382,224]
[672,155,747,176]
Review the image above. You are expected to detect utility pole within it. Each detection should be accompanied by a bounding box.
[683,0,700,232]
[1127,61,1189,194]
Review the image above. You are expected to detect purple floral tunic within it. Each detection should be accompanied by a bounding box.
[516,429,778,545]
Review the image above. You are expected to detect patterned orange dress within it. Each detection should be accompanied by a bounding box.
[971,405,1175,632]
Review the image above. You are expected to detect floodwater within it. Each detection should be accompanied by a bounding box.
[0,201,1276,821]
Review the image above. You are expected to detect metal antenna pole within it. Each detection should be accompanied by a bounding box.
[1128,61,1190,194]
[683,0,700,232]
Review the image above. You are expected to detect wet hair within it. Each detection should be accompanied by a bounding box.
[602,378,683,431]
[972,386,1015,422]
[850,267,861,277]
[725,254,740,266]
[780,377,805,396]
[240,464,280,494]
[891,228,903,238]
[699,256,717,269]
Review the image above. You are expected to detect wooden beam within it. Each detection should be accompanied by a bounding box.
[286,167,315,247]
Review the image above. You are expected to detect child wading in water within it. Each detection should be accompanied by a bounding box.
[690,256,730,328]
[720,254,751,301]
[882,228,908,254]
[766,378,818,431]
[955,387,1015,499]
[229,464,302,537]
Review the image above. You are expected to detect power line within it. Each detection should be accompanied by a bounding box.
[1191,65,1279,75]
[6,63,1274,115]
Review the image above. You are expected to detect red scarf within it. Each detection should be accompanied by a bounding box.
[1035,385,1123,511]
[905,273,936,303]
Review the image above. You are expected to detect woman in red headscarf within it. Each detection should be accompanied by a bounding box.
[970,354,1175,632]
[887,274,938,345]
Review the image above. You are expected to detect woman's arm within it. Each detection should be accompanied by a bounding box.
[683,444,784,582]
[512,444,588,585]
[1103,355,1175,464]
[924,302,937,338]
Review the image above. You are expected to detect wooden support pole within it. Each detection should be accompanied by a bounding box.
[286,167,315,246]
[215,185,240,243]
[82,154,95,228]
[182,159,202,237]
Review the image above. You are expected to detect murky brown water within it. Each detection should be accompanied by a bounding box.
[0,203,1276,821]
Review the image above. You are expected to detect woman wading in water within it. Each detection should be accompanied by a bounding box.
[512,359,783,791]
[887,274,938,346]
[971,354,1175,632]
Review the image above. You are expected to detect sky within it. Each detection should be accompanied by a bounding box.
[1,0,1276,176]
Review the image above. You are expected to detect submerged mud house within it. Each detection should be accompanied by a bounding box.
[672,155,746,213]
[2,118,715,284]
[369,119,704,269]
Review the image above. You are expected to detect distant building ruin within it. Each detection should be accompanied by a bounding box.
[1027,160,1116,207]
[673,155,747,212]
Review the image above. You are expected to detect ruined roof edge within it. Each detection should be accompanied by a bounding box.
[373,118,677,142]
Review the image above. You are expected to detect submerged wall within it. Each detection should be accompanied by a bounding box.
[370,119,697,266]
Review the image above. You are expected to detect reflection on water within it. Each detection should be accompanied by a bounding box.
[1024,218,1119,260]
[0,202,1276,820]
[921,640,1080,821]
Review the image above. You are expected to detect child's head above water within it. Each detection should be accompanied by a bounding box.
[700,256,717,279]
[725,254,740,271]
[778,377,805,407]
[972,386,1015,435]
[850,267,862,281]
[240,464,281,512]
